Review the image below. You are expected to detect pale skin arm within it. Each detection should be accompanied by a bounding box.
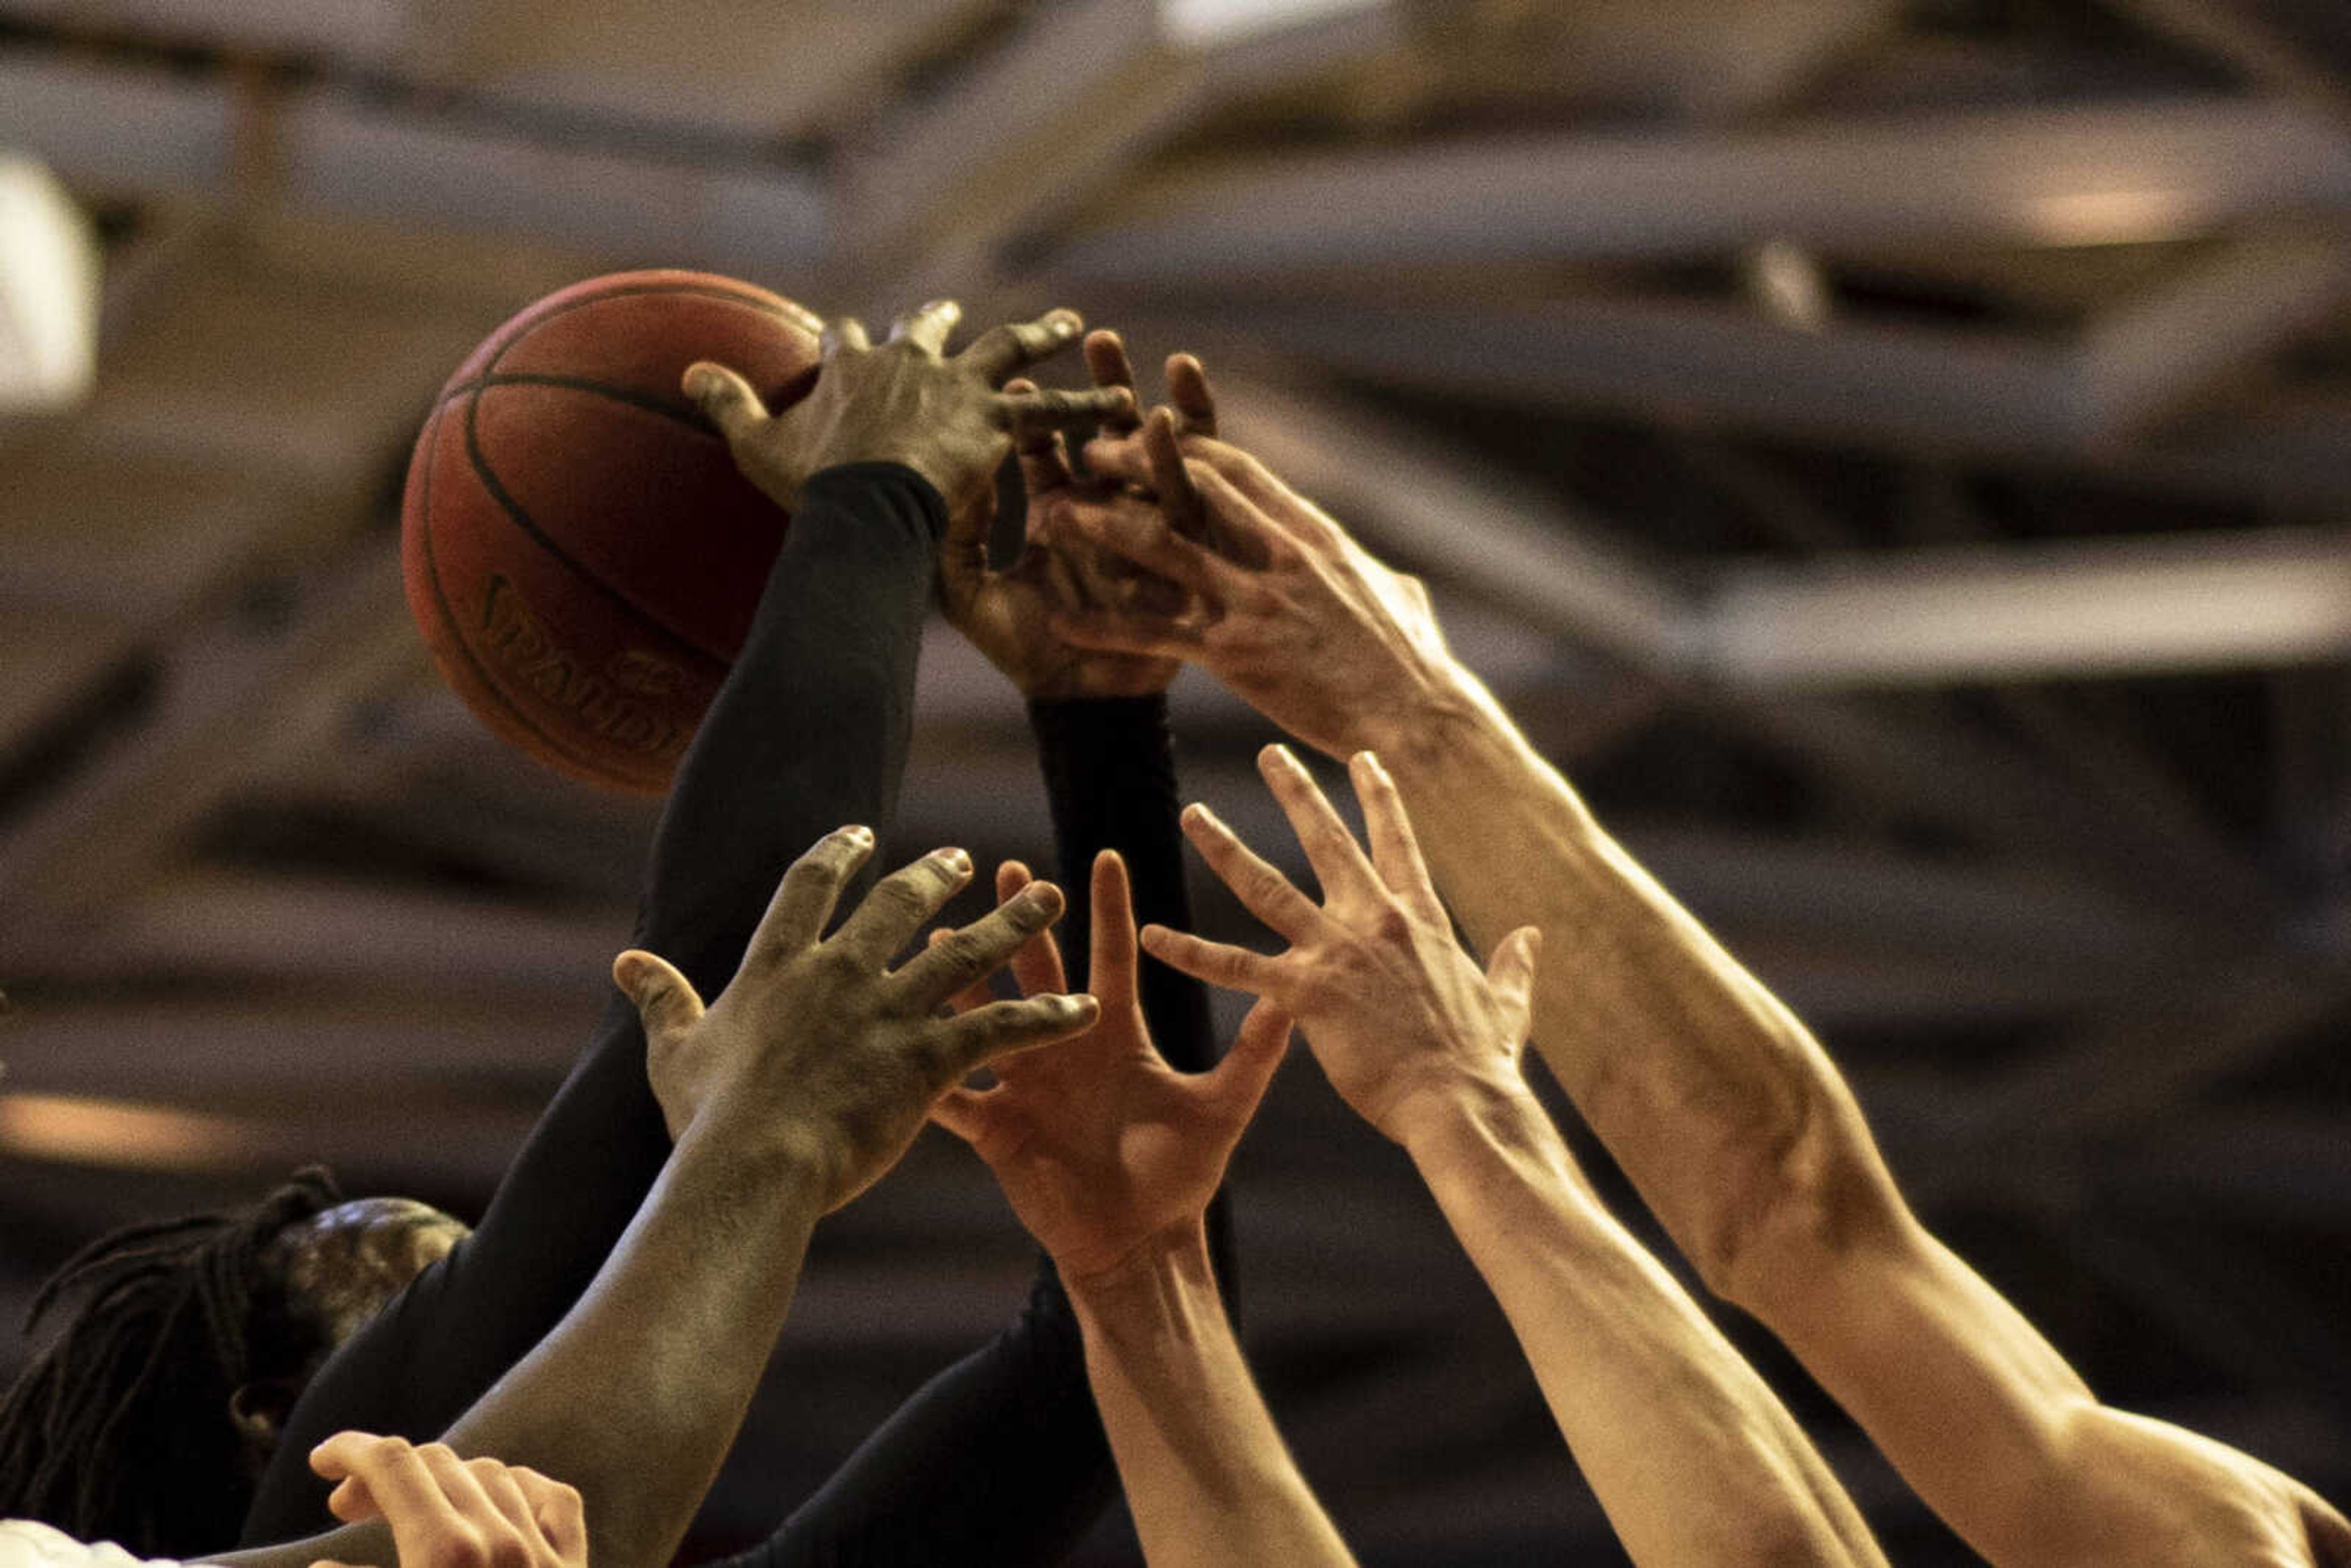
[216,833,1097,1568]
[1062,384,2351,1568]
[1144,745,1883,1568]
[929,853,1355,1568]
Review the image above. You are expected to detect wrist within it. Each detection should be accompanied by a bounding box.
[1344,658,1495,765]
[672,1104,835,1209]
[1390,1073,1558,1184]
[1060,1215,1215,1305]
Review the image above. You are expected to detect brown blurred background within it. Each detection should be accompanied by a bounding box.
[3,2,2350,1562]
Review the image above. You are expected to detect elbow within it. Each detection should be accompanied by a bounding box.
[1687,1098,1909,1316]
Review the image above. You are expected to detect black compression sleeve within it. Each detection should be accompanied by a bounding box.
[239,464,946,1548]
[711,695,1226,1568]
[1029,696,1237,1300]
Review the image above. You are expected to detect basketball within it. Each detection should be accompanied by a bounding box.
[400,269,825,793]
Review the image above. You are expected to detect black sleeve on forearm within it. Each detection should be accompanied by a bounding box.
[710,696,1229,1568]
[240,463,946,1548]
[1029,695,1236,1299]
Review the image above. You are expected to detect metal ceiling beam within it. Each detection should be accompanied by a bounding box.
[0,544,419,921]
[1204,373,1695,673]
[1705,527,2351,688]
[1052,98,2351,282]
[1109,294,2351,509]
[835,0,1405,307]
[2075,228,2351,443]
[0,50,828,273]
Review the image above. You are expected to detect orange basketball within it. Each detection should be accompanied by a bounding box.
[401,269,823,792]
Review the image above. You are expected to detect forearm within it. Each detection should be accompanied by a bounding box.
[438,1119,825,1568]
[639,462,944,976]
[1371,670,1902,1294]
[1066,1226,1355,1568]
[1404,1086,1884,1568]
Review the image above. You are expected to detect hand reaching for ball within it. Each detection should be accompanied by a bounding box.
[684,301,1134,519]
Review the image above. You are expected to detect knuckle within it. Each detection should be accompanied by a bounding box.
[429,1531,487,1568]
[932,929,994,981]
[486,1526,533,1568]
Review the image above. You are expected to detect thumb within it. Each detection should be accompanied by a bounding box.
[1485,926,1542,1045]
[1207,997,1293,1125]
[613,949,706,1050]
[683,360,769,446]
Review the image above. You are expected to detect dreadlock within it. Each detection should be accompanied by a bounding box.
[0,1168,342,1558]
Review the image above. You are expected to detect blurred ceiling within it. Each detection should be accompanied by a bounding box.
[2,2,2349,1564]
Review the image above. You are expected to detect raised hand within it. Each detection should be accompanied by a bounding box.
[1048,359,1461,759]
[936,330,1185,699]
[618,826,1100,1210]
[1141,746,1541,1146]
[307,1431,586,1568]
[929,850,1292,1281]
[684,301,1133,517]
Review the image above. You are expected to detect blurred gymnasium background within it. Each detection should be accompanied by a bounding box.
[2,2,2349,1562]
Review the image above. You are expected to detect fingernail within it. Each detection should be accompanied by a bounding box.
[938,847,972,875]
[1053,993,1095,1018]
[1017,883,1059,913]
[1049,312,1080,336]
[683,369,713,400]
[841,825,874,846]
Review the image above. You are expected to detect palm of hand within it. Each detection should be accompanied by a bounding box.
[1302,909,1526,1139]
[934,853,1289,1281]
[973,1002,1238,1278]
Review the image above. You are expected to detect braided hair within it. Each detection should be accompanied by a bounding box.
[0,1169,342,1558]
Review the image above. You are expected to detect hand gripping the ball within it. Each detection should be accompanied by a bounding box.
[683,301,1135,519]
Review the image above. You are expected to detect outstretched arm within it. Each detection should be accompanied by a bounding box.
[931,853,1352,1568]
[1071,399,2351,1567]
[1146,745,1883,1568]
[219,834,1097,1568]
[244,301,1125,1544]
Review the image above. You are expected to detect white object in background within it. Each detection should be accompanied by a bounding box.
[1158,0,1382,47]
[0,156,101,412]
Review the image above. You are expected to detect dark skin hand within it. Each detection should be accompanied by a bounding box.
[624,828,1101,1207]
[684,301,1134,520]
[938,332,1224,699]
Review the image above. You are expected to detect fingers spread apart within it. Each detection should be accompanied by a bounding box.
[891,298,961,356]
[820,314,872,356]
[1258,744,1382,906]
[1349,751,1447,925]
[998,384,1135,432]
[829,847,978,969]
[749,826,877,965]
[959,309,1083,383]
[1178,802,1324,943]
[1085,330,1144,435]
[890,877,1066,1005]
[1164,351,1218,438]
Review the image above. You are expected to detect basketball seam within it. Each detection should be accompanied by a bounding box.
[470,279,817,391]
[439,372,726,437]
[415,397,651,784]
[460,383,738,668]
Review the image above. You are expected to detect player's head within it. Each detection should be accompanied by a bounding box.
[0,1169,468,1557]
